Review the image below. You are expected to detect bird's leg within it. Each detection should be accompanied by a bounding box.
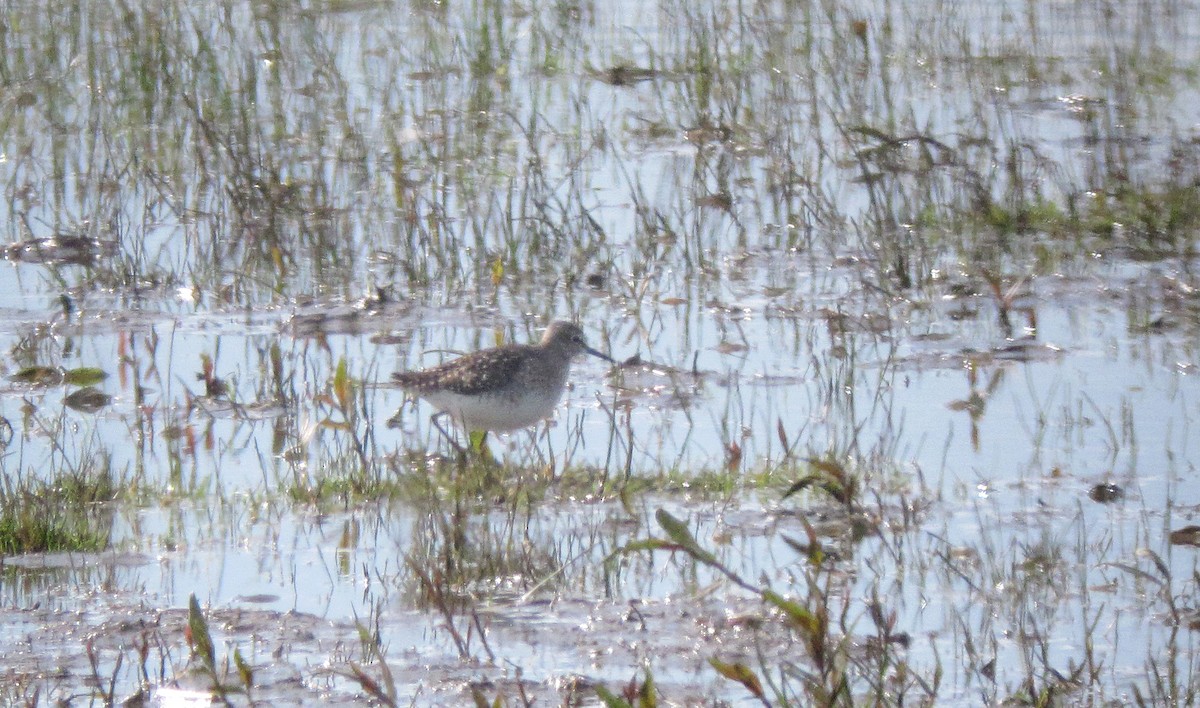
[431,412,467,459]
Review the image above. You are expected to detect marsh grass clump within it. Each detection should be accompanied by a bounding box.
[284,469,403,506]
[0,466,116,554]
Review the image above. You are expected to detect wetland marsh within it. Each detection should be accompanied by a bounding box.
[1,0,1199,705]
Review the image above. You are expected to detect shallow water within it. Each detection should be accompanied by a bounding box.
[1,0,1199,704]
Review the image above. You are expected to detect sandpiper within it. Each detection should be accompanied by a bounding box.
[392,321,613,436]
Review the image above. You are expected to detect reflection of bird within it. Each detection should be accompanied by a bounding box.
[392,321,613,436]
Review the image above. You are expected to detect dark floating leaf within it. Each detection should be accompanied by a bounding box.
[4,236,118,266]
[696,192,733,211]
[1169,526,1200,547]
[10,366,64,386]
[597,64,658,86]
[235,593,280,604]
[369,333,407,345]
[618,353,644,368]
[64,387,112,413]
[1089,482,1124,503]
[63,367,108,386]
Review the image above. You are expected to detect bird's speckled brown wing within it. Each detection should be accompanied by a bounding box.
[392,345,529,396]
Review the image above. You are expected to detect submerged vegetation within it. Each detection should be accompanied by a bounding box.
[0,0,1198,704]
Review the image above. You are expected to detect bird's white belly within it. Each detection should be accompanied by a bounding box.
[423,388,563,432]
